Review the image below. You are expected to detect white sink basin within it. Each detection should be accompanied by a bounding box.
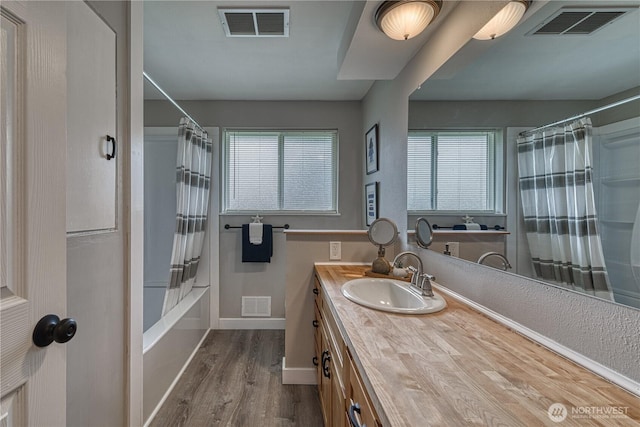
[341,278,446,314]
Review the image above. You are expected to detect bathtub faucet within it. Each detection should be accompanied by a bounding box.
[477,252,512,270]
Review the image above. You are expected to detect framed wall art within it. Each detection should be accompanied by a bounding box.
[365,182,379,226]
[365,123,378,175]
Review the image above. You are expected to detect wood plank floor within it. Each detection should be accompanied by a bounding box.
[150,330,323,427]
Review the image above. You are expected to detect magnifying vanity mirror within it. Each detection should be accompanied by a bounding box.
[415,217,433,249]
[367,217,398,274]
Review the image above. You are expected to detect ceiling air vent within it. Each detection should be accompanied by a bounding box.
[218,8,289,37]
[528,8,633,36]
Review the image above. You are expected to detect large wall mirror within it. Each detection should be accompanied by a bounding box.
[408,1,640,310]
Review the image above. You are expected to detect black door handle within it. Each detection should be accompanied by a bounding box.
[33,314,77,347]
[106,135,116,160]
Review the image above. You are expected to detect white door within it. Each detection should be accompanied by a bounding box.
[1,1,68,426]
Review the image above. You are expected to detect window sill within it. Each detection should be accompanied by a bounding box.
[220,211,341,217]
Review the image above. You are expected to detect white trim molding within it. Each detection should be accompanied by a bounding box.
[218,317,286,330]
[282,357,317,385]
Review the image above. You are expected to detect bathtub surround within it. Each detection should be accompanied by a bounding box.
[143,287,209,425]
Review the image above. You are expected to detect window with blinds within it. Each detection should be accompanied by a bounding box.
[408,131,500,213]
[223,130,337,213]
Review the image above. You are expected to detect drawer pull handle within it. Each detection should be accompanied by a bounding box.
[321,350,331,379]
[312,320,319,328]
[313,288,319,295]
[348,403,366,427]
[106,135,116,160]
[312,356,318,366]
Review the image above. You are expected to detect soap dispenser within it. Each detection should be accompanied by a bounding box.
[444,244,451,256]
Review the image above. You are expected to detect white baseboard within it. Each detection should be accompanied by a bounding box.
[143,329,210,427]
[218,317,286,330]
[434,284,640,397]
[282,357,317,385]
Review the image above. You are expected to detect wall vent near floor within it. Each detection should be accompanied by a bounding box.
[218,8,289,37]
[242,296,272,317]
[527,8,633,36]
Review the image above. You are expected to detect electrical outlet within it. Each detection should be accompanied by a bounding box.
[446,242,460,258]
[329,241,341,260]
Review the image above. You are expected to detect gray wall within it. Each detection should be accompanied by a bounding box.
[362,1,640,390]
[145,100,363,319]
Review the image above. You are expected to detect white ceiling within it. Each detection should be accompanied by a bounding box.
[143,0,640,102]
[411,1,640,100]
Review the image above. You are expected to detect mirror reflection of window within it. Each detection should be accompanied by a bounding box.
[407,130,503,213]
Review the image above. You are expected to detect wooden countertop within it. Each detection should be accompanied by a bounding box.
[314,264,640,427]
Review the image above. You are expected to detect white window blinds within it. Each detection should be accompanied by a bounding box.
[407,133,433,211]
[408,131,496,212]
[224,130,337,213]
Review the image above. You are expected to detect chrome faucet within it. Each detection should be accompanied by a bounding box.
[392,251,435,297]
[477,252,512,270]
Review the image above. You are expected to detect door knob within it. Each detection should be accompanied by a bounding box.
[33,314,77,347]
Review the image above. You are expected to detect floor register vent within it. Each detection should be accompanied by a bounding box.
[528,8,633,36]
[218,8,289,37]
[242,296,272,317]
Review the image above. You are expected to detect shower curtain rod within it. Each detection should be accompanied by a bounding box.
[520,94,640,136]
[143,71,206,132]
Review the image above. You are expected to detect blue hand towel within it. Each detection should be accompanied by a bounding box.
[452,224,489,230]
[242,224,273,263]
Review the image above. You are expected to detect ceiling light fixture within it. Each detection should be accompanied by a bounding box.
[375,1,443,41]
[473,0,530,40]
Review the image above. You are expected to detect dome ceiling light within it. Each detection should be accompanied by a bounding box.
[375,0,443,41]
[473,0,530,40]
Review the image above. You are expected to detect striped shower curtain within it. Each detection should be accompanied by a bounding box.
[517,118,612,300]
[163,118,213,315]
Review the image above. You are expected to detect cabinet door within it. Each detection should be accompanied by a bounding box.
[319,324,332,424]
[348,360,380,427]
[66,1,116,233]
[330,357,346,427]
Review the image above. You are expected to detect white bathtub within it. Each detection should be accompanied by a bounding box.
[143,286,210,426]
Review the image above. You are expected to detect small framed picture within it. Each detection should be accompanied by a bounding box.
[365,124,379,175]
[365,182,379,226]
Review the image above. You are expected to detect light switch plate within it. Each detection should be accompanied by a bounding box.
[446,241,460,258]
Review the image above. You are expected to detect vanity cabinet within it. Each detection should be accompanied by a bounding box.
[313,274,380,427]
